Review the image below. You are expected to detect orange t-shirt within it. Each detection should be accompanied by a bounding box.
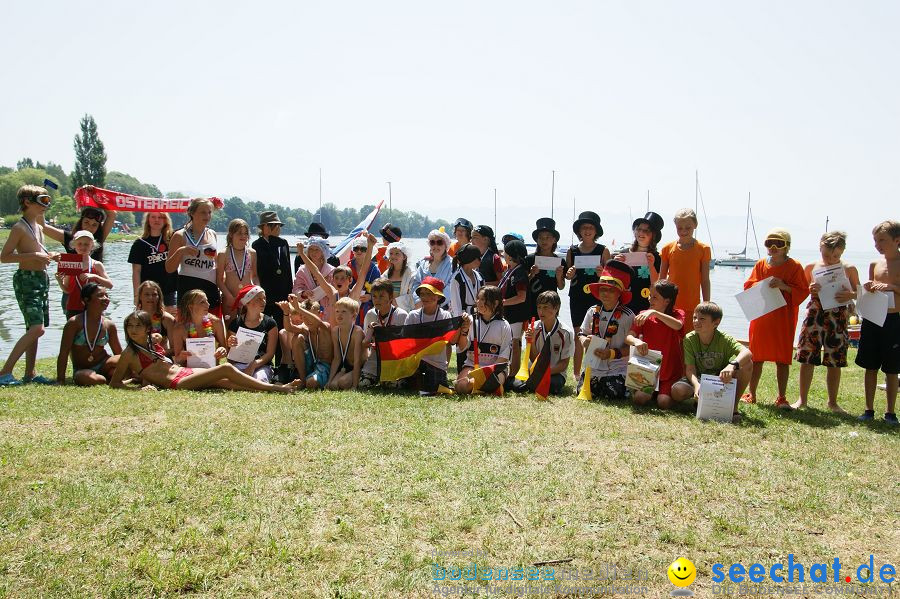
[661,239,711,317]
[744,257,809,363]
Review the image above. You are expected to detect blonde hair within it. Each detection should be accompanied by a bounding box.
[186,198,214,223]
[820,231,847,250]
[136,280,165,318]
[17,185,48,212]
[141,212,173,243]
[226,219,250,248]
[872,220,900,239]
[177,289,208,323]
[335,296,360,314]
[673,208,698,226]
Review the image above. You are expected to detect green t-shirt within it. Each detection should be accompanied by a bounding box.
[683,330,743,375]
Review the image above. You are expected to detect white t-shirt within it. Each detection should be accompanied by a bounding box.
[404,307,454,370]
[448,268,483,317]
[464,316,512,368]
[532,319,575,371]
[361,305,408,377]
[579,304,635,377]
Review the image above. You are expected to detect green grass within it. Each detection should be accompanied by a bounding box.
[0,353,897,597]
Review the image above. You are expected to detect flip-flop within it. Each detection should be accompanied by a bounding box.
[23,375,55,385]
[0,374,22,386]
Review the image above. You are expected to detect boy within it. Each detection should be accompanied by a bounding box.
[524,290,574,395]
[856,220,900,424]
[794,231,860,412]
[576,261,636,399]
[360,278,408,388]
[659,208,711,319]
[404,277,466,395]
[0,185,60,385]
[671,302,753,423]
[285,297,333,390]
[326,297,365,390]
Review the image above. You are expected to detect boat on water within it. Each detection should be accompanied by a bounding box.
[715,193,759,268]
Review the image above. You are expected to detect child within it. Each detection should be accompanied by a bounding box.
[576,261,635,400]
[671,302,753,423]
[614,211,664,315]
[498,239,530,390]
[252,210,293,323]
[742,229,809,408]
[448,243,484,372]
[455,286,509,394]
[296,233,375,324]
[226,285,278,382]
[448,218,473,258]
[566,211,610,376]
[404,277,466,395]
[625,279,686,409]
[111,310,300,393]
[58,230,113,317]
[128,211,177,310]
[349,236,382,319]
[523,290,574,395]
[56,283,122,385]
[360,278,408,388]
[0,185,60,386]
[381,242,415,311]
[525,218,565,320]
[375,223,402,272]
[793,231,860,412]
[293,236,335,297]
[275,298,306,382]
[278,296,334,390]
[856,220,900,424]
[326,297,365,390]
[659,208,711,318]
[136,280,176,350]
[166,198,222,316]
[470,225,504,286]
[171,290,229,366]
[217,218,259,323]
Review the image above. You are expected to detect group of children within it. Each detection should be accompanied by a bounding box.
[1,184,897,424]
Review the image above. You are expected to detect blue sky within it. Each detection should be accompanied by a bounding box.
[2,1,897,253]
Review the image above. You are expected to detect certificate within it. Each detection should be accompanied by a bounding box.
[857,288,889,327]
[309,286,327,302]
[812,264,852,311]
[696,374,736,423]
[574,255,602,270]
[534,255,561,272]
[584,336,608,371]
[622,252,648,268]
[227,326,265,364]
[735,277,787,321]
[185,337,216,368]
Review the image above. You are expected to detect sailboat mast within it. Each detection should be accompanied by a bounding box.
[741,192,750,255]
[493,188,497,232]
[551,170,555,221]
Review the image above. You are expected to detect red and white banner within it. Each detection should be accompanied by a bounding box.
[56,253,87,275]
[75,186,223,213]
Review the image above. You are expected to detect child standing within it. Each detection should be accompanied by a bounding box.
[614,211,664,315]
[525,218,565,319]
[166,198,222,316]
[380,242,415,311]
[448,218,473,258]
[523,290,575,395]
[625,279,686,409]
[455,286,510,394]
[227,285,279,382]
[359,278,408,388]
[576,261,635,400]
[793,231,860,412]
[659,208,711,318]
[856,220,900,424]
[566,211,610,376]
[296,234,374,325]
[128,212,177,310]
[326,297,365,390]
[217,219,259,323]
[742,229,809,409]
[470,225,505,286]
[59,230,113,317]
[0,185,60,386]
[447,243,483,373]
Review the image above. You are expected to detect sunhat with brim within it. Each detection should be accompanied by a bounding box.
[258,211,284,226]
[532,217,560,242]
[387,241,410,262]
[587,260,634,305]
[573,211,603,238]
[415,276,446,302]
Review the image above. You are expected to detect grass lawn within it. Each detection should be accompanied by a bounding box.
[0,352,897,598]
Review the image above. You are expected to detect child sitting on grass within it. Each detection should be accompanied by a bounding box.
[625,279,686,409]
[326,297,365,390]
[523,290,574,395]
[226,285,278,382]
[171,290,229,366]
[455,286,509,394]
[360,278,408,389]
[56,283,121,386]
[277,296,334,390]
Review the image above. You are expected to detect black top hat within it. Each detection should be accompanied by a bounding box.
[532,217,560,242]
[572,211,603,238]
[453,218,474,232]
[304,222,329,238]
[632,211,665,244]
[380,223,402,242]
[258,211,284,226]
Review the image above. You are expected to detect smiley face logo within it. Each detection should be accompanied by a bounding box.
[667,557,696,587]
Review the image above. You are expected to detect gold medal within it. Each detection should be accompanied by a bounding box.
[88,354,94,363]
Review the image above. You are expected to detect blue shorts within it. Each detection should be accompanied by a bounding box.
[304,348,331,386]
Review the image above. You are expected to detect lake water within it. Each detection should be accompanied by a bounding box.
[0,236,875,360]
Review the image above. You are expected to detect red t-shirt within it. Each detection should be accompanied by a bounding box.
[630,308,686,382]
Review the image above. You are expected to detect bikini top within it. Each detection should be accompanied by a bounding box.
[74,324,109,348]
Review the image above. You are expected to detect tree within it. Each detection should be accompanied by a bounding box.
[16,158,35,170]
[71,114,107,190]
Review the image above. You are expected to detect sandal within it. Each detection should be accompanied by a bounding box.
[23,375,55,385]
[774,396,792,409]
[740,392,756,404]
[0,373,22,386]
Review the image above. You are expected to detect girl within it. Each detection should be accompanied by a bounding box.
[217,218,259,322]
[742,229,809,408]
[470,225,504,286]
[129,211,177,311]
[166,198,222,316]
[659,208,711,318]
[498,239,530,390]
[448,217,473,258]
[226,285,278,382]
[410,229,455,306]
[171,290,229,366]
[42,202,117,262]
[565,211,610,376]
[625,279,686,409]
[136,280,177,349]
[56,283,122,385]
[380,241,415,311]
[525,217,565,319]
[57,230,113,317]
[614,211,664,315]
[448,243,484,373]
[292,236,334,298]
[375,223,402,272]
[455,286,510,394]
[111,310,301,393]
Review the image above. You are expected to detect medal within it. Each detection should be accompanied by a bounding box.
[276,269,282,275]
[20,218,48,252]
[230,246,249,280]
[88,355,94,363]
[83,312,103,361]
[184,225,207,249]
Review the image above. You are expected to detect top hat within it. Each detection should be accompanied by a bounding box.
[304,222,329,238]
[573,211,603,238]
[631,211,665,244]
[532,217,560,242]
[380,223,402,242]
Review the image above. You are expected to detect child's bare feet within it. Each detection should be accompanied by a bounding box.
[827,403,848,415]
[791,399,807,409]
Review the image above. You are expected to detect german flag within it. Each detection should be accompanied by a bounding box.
[470,363,507,396]
[375,316,462,382]
[525,339,551,400]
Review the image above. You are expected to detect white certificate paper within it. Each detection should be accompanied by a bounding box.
[534,255,561,271]
[584,336,608,371]
[735,277,787,321]
[309,286,327,302]
[857,288,889,327]
[574,255,602,270]
[623,252,648,268]
[696,374,737,423]
[185,337,216,368]
[227,326,265,364]
[812,264,852,311]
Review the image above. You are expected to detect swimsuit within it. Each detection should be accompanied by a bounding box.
[169,367,194,389]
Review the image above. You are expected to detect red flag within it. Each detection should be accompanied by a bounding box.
[75,186,223,213]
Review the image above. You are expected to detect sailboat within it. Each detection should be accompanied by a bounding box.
[715,193,759,268]
[695,171,716,270]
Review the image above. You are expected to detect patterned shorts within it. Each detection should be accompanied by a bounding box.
[577,373,627,400]
[13,269,50,328]
[795,305,848,367]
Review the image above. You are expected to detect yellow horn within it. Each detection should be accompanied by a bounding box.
[576,367,592,401]
[516,340,533,381]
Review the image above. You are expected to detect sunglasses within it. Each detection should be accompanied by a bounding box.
[353,247,366,252]
[764,239,786,249]
[30,194,52,208]
[429,239,445,246]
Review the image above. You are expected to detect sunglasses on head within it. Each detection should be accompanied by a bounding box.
[429,239,444,246]
[765,239,786,249]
